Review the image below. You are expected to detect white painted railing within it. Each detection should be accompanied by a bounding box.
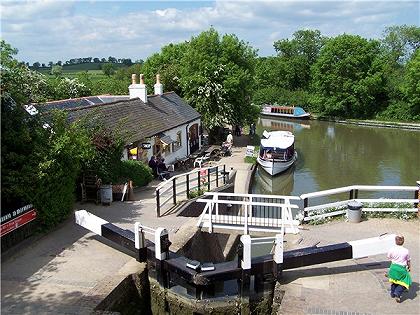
[196,192,300,234]
[300,184,419,222]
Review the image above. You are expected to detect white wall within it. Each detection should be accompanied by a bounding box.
[121,118,202,165]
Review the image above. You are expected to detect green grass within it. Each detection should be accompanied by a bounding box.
[244,145,259,164]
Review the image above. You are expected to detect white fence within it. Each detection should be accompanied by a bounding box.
[195,184,419,229]
[301,184,419,222]
[196,192,300,234]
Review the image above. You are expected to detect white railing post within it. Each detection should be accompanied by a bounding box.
[208,199,213,233]
[155,227,169,261]
[134,222,146,262]
[249,196,253,218]
[155,227,170,288]
[244,198,249,235]
[239,235,251,307]
[240,235,252,270]
[274,233,284,264]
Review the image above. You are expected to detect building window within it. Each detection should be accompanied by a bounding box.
[172,131,182,152]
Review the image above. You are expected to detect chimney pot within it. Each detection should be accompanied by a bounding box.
[131,74,137,85]
[154,73,163,95]
[129,74,147,102]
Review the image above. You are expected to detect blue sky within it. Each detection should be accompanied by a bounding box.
[1,0,419,64]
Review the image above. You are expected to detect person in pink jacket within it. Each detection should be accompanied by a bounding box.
[387,235,412,303]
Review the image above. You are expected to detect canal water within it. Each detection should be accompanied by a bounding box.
[252,116,419,204]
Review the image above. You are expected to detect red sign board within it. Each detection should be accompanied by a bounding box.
[1,209,37,237]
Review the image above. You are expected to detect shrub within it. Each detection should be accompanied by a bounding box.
[115,160,153,187]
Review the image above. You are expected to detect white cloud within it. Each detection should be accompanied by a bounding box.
[1,0,418,63]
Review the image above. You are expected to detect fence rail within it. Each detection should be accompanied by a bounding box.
[155,164,227,217]
[196,192,300,234]
[301,184,419,222]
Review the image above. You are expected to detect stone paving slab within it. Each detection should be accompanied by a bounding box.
[278,219,419,315]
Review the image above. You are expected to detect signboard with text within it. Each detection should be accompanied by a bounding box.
[1,204,37,237]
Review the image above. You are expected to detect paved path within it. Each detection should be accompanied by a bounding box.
[278,219,419,315]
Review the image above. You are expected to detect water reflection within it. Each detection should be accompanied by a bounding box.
[254,165,295,195]
[259,117,310,133]
[253,117,420,199]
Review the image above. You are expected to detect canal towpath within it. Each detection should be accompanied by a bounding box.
[1,133,419,314]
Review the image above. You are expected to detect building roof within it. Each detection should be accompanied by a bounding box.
[35,95,130,112]
[55,92,200,143]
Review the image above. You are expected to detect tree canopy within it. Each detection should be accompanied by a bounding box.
[311,34,387,118]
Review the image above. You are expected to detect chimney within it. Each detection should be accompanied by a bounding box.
[129,73,147,103]
[154,74,163,95]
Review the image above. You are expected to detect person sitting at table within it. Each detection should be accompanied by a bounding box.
[148,156,157,177]
[157,158,170,180]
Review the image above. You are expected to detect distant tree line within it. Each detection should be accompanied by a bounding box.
[29,56,144,69]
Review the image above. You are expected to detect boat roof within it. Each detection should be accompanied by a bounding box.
[260,131,295,149]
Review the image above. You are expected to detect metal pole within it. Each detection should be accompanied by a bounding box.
[303,198,308,222]
[156,189,160,217]
[198,170,201,191]
[216,166,219,187]
[173,177,177,205]
[207,169,211,191]
[223,165,226,184]
[186,173,190,199]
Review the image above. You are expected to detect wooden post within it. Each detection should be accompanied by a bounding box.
[156,189,161,217]
[354,189,359,199]
[216,166,219,187]
[172,177,177,205]
[186,173,190,199]
[349,189,354,200]
[223,165,226,184]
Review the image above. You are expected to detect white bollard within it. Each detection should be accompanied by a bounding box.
[155,227,169,260]
[274,234,284,264]
[241,235,252,270]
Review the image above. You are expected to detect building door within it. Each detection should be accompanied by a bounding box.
[189,124,199,153]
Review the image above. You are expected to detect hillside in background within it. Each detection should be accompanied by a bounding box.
[34,62,126,73]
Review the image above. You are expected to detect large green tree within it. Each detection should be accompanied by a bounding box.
[381,25,420,65]
[311,34,387,118]
[141,42,188,95]
[274,29,327,90]
[180,28,257,129]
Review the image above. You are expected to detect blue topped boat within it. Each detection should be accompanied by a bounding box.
[261,105,310,119]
